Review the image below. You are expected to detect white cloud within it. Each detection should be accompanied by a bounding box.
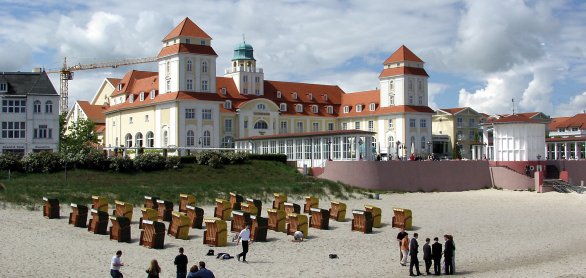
[556,92,586,116]
[428,83,449,110]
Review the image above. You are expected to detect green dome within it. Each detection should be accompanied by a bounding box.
[232,41,255,61]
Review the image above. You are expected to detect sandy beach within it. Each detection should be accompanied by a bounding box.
[1,190,586,277]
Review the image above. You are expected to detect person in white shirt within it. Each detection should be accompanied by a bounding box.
[236,224,251,262]
[110,250,124,278]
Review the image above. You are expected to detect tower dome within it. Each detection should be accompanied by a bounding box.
[232,41,255,61]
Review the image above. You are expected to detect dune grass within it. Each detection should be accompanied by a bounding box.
[0,160,354,207]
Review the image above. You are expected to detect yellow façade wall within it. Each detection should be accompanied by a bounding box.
[105,106,157,147]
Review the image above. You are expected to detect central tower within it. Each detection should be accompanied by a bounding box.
[224,40,264,95]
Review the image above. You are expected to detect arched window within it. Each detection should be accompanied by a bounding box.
[33,100,41,113]
[202,61,208,73]
[257,103,266,110]
[135,132,143,147]
[45,101,53,113]
[125,133,133,147]
[163,130,168,147]
[388,136,394,145]
[146,131,154,147]
[186,60,192,71]
[254,120,268,129]
[222,136,234,148]
[203,130,211,147]
[186,130,195,146]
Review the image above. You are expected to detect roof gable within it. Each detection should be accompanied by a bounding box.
[383,45,423,64]
[0,72,57,95]
[163,17,211,41]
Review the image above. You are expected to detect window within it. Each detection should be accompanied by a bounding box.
[129,117,133,124]
[312,122,319,132]
[34,100,42,113]
[200,40,205,45]
[457,117,463,128]
[389,95,395,105]
[166,61,171,75]
[421,136,426,149]
[187,60,192,71]
[118,83,123,91]
[34,125,50,139]
[243,88,248,94]
[255,76,260,83]
[254,120,268,129]
[408,95,413,104]
[129,94,134,103]
[420,119,427,128]
[342,123,347,130]
[388,119,393,128]
[135,132,143,147]
[221,88,227,96]
[323,94,328,101]
[457,131,463,141]
[202,130,211,146]
[150,90,155,99]
[257,103,266,110]
[125,133,133,147]
[186,79,193,90]
[146,131,154,147]
[166,80,171,91]
[328,123,334,131]
[408,79,413,92]
[145,115,149,122]
[279,103,287,112]
[186,130,195,146]
[186,38,191,44]
[45,101,53,113]
[469,118,475,127]
[113,120,116,127]
[418,80,423,92]
[3,99,26,113]
[255,89,260,95]
[222,136,234,148]
[139,92,145,101]
[355,121,361,130]
[201,80,208,91]
[469,130,475,140]
[356,105,362,112]
[202,61,208,73]
[224,119,232,133]
[308,93,313,100]
[224,100,232,109]
[0,83,7,92]
[418,96,423,105]
[327,106,333,114]
[185,108,195,119]
[312,105,318,113]
[369,103,376,111]
[244,121,248,129]
[276,91,282,98]
[389,80,394,91]
[243,75,248,83]
[295,122,304,133]
[163,130,168,147]
[280,121,288,134]
[296,104,303,113]
[202,109,212,120]
[343,106,350,113]
[292,92,297,99]
[1,122,26,138]
[368,120,374,131]
[409,119,416,128]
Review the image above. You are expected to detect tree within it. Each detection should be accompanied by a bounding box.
[61,119,99,154]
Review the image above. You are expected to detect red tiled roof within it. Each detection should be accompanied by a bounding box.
[106,78,121,87]
[157,44,217,58]
[236,129,376,141]
[546,136,586,142]
[490,114,543,124]
[553,113,586,129]
[110,70,158,97]
[163,17,211,41]
[339,89,433,117]
[548,117,570,130]
[383,45,423,64]
[76,101,106,123]
[379,67,429,78]
[95,123,105,133]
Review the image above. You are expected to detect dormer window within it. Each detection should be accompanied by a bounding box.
[308,93,313,101]
[276,91,282,98]
[279,103,287,112]
[323,94,328,101]
[139,92,145,101]
[312,105,318,113]
[224,100,232,109]
[292,92,297,100]
[186,38,191,44]
[118,84,123,91]
[200,40,205,45]
[296,104,303,112]
[221,87,227,96]
[356,105,362,112]
[327,106,333,114]
[0,83,7,92]
[129,94,134,103]
[150,90,155,99]
[369,103,376,111]
[343,106,350,113]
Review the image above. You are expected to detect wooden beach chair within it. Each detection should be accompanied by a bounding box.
[139,208,158,229]
[284,202,301,215]
[143,196,159,209]
[91,195,108,213]
[351,210,373,234]
[250,215,268,242]
[231,210,251,233]
[186,205,204,229]
[272,193,288,210]
[309,208,329,230]
[364,205,382,228]
[168,211,190,240]
[241,202,258,218]
[286,213,309,237]
[69,203,88,228]
[140,220,165,249]
[113,200,133,222]
[156,199,173,222]
[304,196,319,213]
[203,218,227,247]
[179,194,196,213]
[87,209,109,235]
[246,198,262,217]
[267,208,286,232]
[392,208,412,230]
[43,197,60,219]
[229,192,244,211]
[329,201,347,222]
[214,198,231,220]
[109,216,131,243]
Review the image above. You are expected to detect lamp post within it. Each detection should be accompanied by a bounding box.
[396,140,401,160]
[427,141,432,157]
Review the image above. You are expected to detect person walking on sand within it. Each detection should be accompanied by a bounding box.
[400,232,409,266]
[236,224,251,262]
[397,228,408,262]
[174,247,189,278]
[409,233,422,276]
[444,235,455,275]
[146,259,161,278]
[432,237,443,275]
[110,250,125,278]
[423,238,432,275]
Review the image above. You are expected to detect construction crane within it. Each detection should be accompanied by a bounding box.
[46,56,158,113]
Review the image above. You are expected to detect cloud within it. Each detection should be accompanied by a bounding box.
[556,91,586,116]
[428,83,449,110]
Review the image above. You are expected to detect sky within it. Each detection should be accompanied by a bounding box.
[1,0,585,117]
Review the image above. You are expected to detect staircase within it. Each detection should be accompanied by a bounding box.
[544,179,586,193]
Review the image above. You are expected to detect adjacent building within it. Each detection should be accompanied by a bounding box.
[546,113,586,159]
[482,114,546,161]
[0,71,60,154]
[432,107,485,159]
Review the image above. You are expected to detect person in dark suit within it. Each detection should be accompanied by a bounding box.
[423,238,432,275]
[444,235,455,275]
[432,237,443,275]
[409,233,422,276]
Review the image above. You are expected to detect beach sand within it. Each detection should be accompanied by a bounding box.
[1,190,586,277]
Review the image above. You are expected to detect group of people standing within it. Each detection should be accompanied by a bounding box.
[397,229,456,276]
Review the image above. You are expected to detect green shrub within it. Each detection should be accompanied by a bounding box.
[134,153,166,171]
[248,154,287,164]
[109,156,134,173]
[208,153,224,169]
[165,156,181,169]
[0,152,22,171]
[195,151,216,165]
[22,152,63,173]
[223,152,249,165]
